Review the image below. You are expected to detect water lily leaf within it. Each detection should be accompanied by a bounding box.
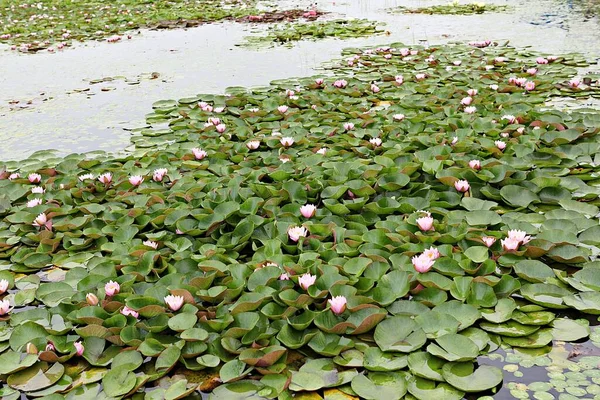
[463,246,489,263]
[502,328,553,348]
[479,320,541,337]
[220,359,253,383]
[374,316,427,353]
[427,334,479,362]
[563,292,600,314]
[415,311,460,339]
[363,347,407,371]
[441,362,503,392]
[513,260,554,283]
[101,368,137,398]
[407,352,446,382]
[156,345,182,372]
[433,301,481,331]
[239,345,287,367]
[8,362,65,392]
[406,375,464,400]
[520,283,572,309]
[551,318,590,341]
[0,350,39,374]
[350,372,407,400]
[500,185,539,208]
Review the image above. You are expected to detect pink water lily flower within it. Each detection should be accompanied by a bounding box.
[192,148,208,160]
[28,173,41,183]
[501,238,520,251]
[454,180,470,192]
[33,212,52,230]
[423,247,440,260]
[153,168,168,182]
[328,296,347,315]
[416,216,434,232]
[121,306,139,318]
[395,75,404,85]
[300,204,317,218]
[527,68,538,75]
[369,138,382,147]
[31,186,45,194]
[0,299,10,316]
[507,229,531,244]
[451,137,458,146]
[45,343,55,352]
[515,77,527,86]
[371,84,380,93]
[525,81,536,91]
[105,280,120,297]
[215,124,227,133]
[208,117,221,126]
[569,78,580,88]
[393,114,405,121]
[461,97,473,106]
[415,73,426,81]
[74,341,84,356]
[490,84,499,90]
[98,173,112,184]
[495,140,506,150]
[27,198,42,208]
[316,148,327,155]
[464,106,477,114]
[453,60,462,66]
[0,279,8,294]
[482,237,496,247]
[469,160,481,170]
[343,122,354,131]
[278,105,289,113]
[214,107,225,113]
[164,295,184,311]
[86,293,99,306]
[501,132,510,138]
[315,78,324,85]
[288,225,308,242]
[502,115,517,124]
[400,48,410,56]
[8,173,20,180]
[143,240,158,249]
[412,254,434,273]
[129,175,144,186]
[246,140,260,150]
[280,137,294,147]
[467,89,478,96]
[298,273,316,290]
[279,273,290,280]
[536,57,548,64]
[333,79,347,88]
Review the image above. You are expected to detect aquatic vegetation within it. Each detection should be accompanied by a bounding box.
[390,1,509,15]
[1,40,600,398]
[242,19,385,47]
[0,0,260,52]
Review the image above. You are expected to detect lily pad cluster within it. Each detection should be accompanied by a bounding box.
[242,19,385,47]
[0,0,259,52]
[1,40,600,398]
[389,2,509,15]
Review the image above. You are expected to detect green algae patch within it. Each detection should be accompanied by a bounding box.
[241,19,385,47]
[390,2,510,15]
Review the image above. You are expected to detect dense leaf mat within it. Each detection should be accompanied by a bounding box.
[1,41,600,398]
[0,0,259,52]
